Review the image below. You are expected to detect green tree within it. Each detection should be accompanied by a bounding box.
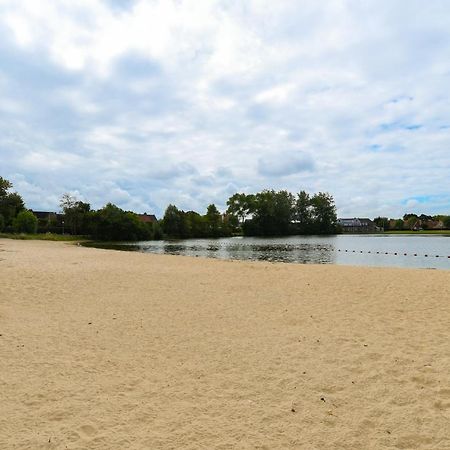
[272,190,295,235]
[373,217,389,231]
[235,189,338,236]
[185,211,207,238]
[162,203,232,239]
[60,193,91,234]
[0,213,4,232]
[294,190,312,234]
[226,193,255,230]
[162,204,189,238]
[13,210,38,234]
[89,203,152,241]
[310,192,337,234]
[443,216,450,229]
[205,204,222,237]
[0,177,12,196]
[243,190,294,236]
[0,177,25,228]
[405,215,418,230]
[394,219,404,230]
[151,220,164,240]
[221,213,234,237]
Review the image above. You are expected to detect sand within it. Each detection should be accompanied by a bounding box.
[1,239,450,449]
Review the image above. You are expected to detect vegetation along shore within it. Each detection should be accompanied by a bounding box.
[1,176,449,242]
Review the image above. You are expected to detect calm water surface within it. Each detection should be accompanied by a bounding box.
[99,234,450,270]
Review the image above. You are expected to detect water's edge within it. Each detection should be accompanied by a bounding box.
[83,235,450,270]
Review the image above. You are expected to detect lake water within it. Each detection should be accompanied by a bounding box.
[98,234,450,270]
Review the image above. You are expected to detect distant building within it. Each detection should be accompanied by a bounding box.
[32,211,58,221]
[31,211,64,233]
[136,213,157,224]
[408,219,444,231]
[425,219,444,230]
[338,218,382,233]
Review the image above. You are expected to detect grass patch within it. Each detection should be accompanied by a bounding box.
[385,230,450,235]
[81,242,141,251]
[0,233,90,242]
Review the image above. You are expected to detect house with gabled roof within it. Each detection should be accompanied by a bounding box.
[136,213,157,224]
[337,218,382,233]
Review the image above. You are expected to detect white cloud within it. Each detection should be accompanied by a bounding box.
[0,0,449,217]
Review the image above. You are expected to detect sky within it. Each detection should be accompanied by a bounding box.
[0,0,449,218]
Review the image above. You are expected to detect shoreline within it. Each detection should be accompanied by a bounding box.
[82,237,450,272]
[1,239,450,449]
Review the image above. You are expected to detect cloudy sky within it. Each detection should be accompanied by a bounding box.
[1,0,449,218]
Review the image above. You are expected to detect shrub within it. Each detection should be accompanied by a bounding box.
[89,203,152,241]
[444,216,450,229]
[13,210,38,234]
[152,221,164,240]
[0,213,4,232]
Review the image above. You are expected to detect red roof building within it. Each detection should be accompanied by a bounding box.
[137,213,157,224]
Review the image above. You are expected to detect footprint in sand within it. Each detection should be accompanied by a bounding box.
[79,425,97,438]
[66,431,81,443]
[426,388,450,411]
[320,385,345,395]
[438,388,450,398]
[433,400,450,410]
[433,391,450,411]
[411,375,437,387]
[47,410,68,422]
[395,434,433,449]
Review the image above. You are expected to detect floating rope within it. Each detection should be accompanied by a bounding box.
[337,249,450,258]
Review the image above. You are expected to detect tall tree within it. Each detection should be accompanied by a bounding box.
[0,177,25,228]
[310,192,337,234]
[244,190,294,236]
[0,177,12,196]
[373,217,389,231]
[185,211,207,238]
[205,204,222,237]
[60,193,91,234]
[13,210,38,234]
[162,204,189,238]
[226,193,255,228]
[294,190,312,234]
[405,215,418,230]
[89,203,151,241]
[443,216,450,229]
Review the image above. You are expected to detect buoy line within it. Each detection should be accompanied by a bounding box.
[336,249,450,258]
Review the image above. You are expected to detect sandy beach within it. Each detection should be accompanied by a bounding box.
[1,239,450,449]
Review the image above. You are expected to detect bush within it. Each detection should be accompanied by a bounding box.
[152,221,164,240]
[0,214,4,232]
[394,219,404,230]
[89,203,153,241]
[444,216,450,229]
[13,210,38,234]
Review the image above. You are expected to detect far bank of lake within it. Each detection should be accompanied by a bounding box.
[88,234,450,270]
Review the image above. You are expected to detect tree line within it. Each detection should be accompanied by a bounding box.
[374,213,450,231]
[143,190,338,238]
[1,176,340,240]
[0,177,28,233]
[59,195,163,241]
[0,177,160,240]
[225,190,337,236]
[4,175,450,241]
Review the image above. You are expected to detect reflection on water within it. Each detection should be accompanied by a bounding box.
[149,241,336,264]
[86,234,450,270]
